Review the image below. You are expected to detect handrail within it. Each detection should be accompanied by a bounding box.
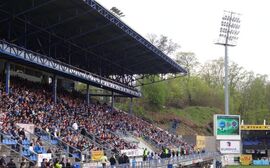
[101,128,137,149]
[79,127,120,156]
[66,127,95,151]
[34,127,82,160]
[0,131,37,164]
[115,130,140,144]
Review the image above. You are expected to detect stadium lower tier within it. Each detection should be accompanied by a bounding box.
[0,76,194,163]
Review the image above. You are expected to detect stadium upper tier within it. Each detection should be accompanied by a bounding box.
[0,0,186,76]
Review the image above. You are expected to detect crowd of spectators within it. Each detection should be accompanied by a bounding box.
[0,76,193,157]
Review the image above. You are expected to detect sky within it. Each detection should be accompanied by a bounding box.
[97,0,270,76]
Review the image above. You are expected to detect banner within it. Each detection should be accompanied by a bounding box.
[220,141,240,154]
[240,155,252,165]
[214,115,240,140]
[16,123,35,134]
[91,150,104,161]
[37,154,52,167]
[253,160,270,166]
[120,149,144,157]
[241,125,270,130]
[196,136,205,150]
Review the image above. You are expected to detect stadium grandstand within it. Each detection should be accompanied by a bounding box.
[0,0,216,167]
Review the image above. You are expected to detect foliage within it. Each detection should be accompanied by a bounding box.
[141,76,168,109]
[130,34,270,129]
[147,34,180,56]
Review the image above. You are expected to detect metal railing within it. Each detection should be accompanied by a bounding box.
[34,127,82,161]
[0,131,37,164]
[116,152,219,168]
[80,127,120,156]
[15,124,63,158]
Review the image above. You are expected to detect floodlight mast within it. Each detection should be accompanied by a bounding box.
[215,11,241,115]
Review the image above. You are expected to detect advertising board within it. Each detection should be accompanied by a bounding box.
[220,141,240,154]
[214,115,240,140]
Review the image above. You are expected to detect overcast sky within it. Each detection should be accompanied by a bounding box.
[97,0,270,76]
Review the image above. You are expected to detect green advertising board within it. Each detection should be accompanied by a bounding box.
[216,115,240,136]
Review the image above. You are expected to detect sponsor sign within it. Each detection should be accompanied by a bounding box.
[253,160,270,166]
[91,150,104,161]
[196,136,205,150]
[214,115,240,140]
[120,149,144,157]
[241,125,270,130]
[220,141,240,154]
[240,154,252,165]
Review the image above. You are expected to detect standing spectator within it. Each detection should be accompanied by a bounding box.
[131,157,136,168]
[118,154,124,165]
[109,154,116,168]
[65,159,71,168]
[40,158,47,168]
[143,148,147,161]
[59,158,65,168]
[101,153,108,168]
[72,122,78,131]
[123,153,129,164]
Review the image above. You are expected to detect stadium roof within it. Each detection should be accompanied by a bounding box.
[0,0,186,77]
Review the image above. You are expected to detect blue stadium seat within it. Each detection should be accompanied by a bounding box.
[72,163,81,168]
[22,139,30,145]
[51,139,58,145]
[72,153,81,159]
[30,154,37,161]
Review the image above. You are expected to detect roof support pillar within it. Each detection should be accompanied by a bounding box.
[53,75,57,103]
[129,97,133,114]
[111,91,114,111]
[5,62,10,95]
[86,84,90,105]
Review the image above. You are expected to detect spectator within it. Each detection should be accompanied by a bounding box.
[7,159,16,168]
[0,76,194,158]
[65,159,71,168]
[59,158,65,168]
[109,154,116,168]
[19,162,27,168]
[131,157,136,168]
[101,153,108,168]
[0,156,6,167]
[40,158,47,168]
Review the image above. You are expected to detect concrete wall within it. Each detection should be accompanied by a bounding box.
[205,136,216,152]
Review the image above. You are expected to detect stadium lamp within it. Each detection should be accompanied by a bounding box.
[110,7,125,18]
[215,11,241,115]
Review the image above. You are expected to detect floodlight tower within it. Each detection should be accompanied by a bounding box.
[216,11,241,115]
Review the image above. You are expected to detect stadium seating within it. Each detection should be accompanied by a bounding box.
[0,77,194,160]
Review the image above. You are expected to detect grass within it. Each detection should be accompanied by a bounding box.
[162,106,221,127]
[227,166,270,168]
[115,102,222,135]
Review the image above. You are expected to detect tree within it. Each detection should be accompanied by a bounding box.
[139,34,180,109]
[147,34,180,56]
[175,52,199,105]
[141,77,168,109]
